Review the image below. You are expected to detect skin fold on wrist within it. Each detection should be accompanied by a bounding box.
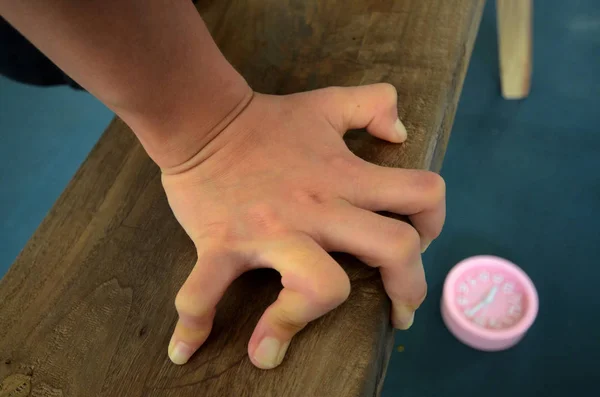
[124,77,255,172]
[152,86,255,175]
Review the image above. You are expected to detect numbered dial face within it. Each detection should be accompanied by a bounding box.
[453,269,528,330]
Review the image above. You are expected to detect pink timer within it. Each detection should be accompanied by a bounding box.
[441,256,539,351]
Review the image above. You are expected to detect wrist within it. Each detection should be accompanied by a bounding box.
[120,67,253,169]
[101,13,255,170]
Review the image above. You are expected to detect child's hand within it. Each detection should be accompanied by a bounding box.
[161,83,446,369]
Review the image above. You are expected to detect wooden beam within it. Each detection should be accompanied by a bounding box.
[496,0,533,99]
[0,1,485,396]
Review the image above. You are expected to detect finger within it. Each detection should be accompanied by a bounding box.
[319,83,407,143]
[244,236,350,369]
[346,164,446,251]
[169,249,240,365]
[312,201,426,330]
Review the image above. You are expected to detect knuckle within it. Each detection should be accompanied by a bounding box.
[389,278,427,308]
[419,171,446,201]
[245,203,286,234]
[387,222,421,254]
[409,281,428,308]
[377,83,398,103]
[290,188,328,206]
[275,309,307,334]
[174,290,210,319]
[404,225,423,250]
[310,269,351,308]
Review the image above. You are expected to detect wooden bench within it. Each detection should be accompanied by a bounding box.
[0,1,486,396]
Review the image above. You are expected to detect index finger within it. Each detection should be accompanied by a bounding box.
[345,163,446,251]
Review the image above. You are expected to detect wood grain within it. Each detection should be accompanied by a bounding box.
[496,0,532,99]
[0,1,484,396]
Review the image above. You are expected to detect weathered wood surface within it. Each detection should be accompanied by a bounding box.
[0,1,484,396]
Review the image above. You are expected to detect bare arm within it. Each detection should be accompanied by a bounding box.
[0,0,252,168]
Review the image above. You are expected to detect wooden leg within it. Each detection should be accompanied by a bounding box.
[496,0,532,99]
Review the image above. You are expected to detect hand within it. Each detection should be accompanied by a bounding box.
[161,83,446,369]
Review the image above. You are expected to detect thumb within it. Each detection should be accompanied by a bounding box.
[319,83,407,143]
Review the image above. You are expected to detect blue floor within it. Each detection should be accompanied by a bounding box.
[0,76,112,274]
[382,1,600,396]
[1,1,599,396]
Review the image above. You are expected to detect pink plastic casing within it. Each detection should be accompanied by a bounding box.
[441,255,539,351]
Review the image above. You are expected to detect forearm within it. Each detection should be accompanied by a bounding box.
[0,0,252,168]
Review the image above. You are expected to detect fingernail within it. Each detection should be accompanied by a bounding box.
[169,339,194,365]
[394,119,407,142]
[393,304,415,330]
[253,337,290,369]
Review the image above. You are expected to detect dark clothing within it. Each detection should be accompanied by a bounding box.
[1,0,199,89]
[0,17,81,89]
